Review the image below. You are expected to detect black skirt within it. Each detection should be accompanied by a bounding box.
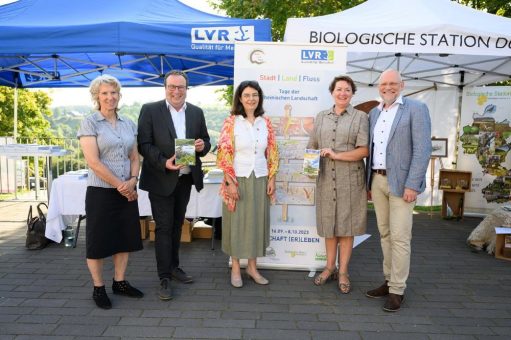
[85,186,143,259]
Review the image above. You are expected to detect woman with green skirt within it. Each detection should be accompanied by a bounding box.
[217,81,279,288]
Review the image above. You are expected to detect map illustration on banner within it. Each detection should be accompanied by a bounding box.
[458,87,511,211]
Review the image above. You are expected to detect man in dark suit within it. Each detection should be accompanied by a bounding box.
[138,70,210,300]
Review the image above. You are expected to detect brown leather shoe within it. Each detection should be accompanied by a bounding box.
[365,281,389,298]
[383,293,404,312]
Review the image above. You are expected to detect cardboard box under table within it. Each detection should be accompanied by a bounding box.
[147,219,193,243]
[495,226,511,262]
[140,217,150,240]
[192,220,213,239]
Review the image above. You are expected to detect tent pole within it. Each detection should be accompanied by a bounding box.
[13,80,19,200]
[453,70,465,170]
[13,85,18,141]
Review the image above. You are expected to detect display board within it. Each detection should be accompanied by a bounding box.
[234,42,369,270]
[457,86,511,213]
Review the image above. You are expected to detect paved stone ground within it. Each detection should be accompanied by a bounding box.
[1,201,510,339]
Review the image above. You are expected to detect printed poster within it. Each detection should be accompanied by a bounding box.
[457,86,511,212]
[234,42,368,270]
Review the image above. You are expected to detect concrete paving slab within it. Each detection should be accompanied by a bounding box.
[1,199,510,338]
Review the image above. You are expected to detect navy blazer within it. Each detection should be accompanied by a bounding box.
[137,100,211,196]
[366,97,432,197]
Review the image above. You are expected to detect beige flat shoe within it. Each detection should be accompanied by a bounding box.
[231,272,243,288]
[246,269,269,285]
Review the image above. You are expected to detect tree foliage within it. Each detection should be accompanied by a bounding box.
[456,0,510,17]
[0,87,53,140]
[211,0,365,42]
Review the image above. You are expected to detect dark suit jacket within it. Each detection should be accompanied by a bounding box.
[137,100,211,196]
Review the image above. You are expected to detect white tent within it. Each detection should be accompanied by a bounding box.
[284,0,511,209]
[284,0,511,88]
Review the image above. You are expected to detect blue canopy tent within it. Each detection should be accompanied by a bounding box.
[0,0,272,88]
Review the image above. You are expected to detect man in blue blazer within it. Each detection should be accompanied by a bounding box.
[365,69,431,312]
[138,70,210,300]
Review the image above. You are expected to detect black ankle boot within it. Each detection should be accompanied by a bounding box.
[93,286,112,309]
[112,279,144,298]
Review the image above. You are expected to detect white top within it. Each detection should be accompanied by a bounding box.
[167,101,191,175]
[233,115,269,178]
[372,96,403,170]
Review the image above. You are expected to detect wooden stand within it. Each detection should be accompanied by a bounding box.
[438,169,472,220]
[495,230,511,262]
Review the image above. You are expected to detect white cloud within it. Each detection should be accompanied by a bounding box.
[0,0,18,6]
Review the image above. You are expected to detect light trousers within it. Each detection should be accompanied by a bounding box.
[371,174,415,295]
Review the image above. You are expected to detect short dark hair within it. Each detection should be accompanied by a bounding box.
[329,75,357,94]
[231,80,265,118]
[164,70,189,87]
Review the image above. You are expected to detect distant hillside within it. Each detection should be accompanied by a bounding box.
[49,105,92,138]
[47,102,229,148]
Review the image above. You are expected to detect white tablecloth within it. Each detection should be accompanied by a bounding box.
[45,174,221,243]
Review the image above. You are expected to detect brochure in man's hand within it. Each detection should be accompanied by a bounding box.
[175,139,196,166]
[303,149,320,177]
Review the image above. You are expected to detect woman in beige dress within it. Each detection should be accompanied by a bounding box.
[307,75,369,293]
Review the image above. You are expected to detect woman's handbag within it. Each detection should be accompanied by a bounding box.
[25,202,49,250]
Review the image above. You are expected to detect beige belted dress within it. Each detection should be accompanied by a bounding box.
[307,105,368,237]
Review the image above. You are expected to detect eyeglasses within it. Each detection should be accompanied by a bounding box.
[166,85,187,91]
[379,82,401,87]
[242,93,259,99]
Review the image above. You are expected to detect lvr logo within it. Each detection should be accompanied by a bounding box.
[301,50,333,61]
[192,26,254,44]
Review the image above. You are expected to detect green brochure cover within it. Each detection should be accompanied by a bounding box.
[303,149,320,177]
[175,139,196,166]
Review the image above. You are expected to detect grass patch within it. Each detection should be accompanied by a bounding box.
[367,202,441,212]
[415,205,441,212]
[0,189,31,201]
[0,193,13,200]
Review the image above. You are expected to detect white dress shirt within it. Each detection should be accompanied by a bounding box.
[372,96,403,170]
[167,101,191,175]
[233,115,269,178]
